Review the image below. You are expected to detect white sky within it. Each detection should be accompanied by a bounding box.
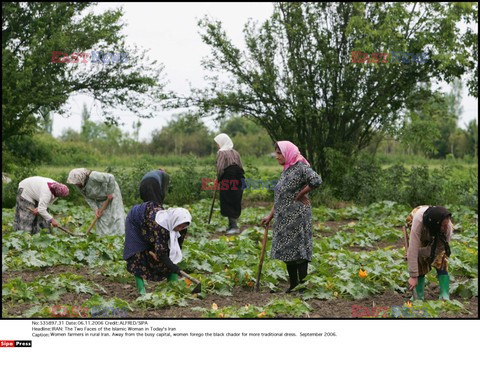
[52,2,478,142]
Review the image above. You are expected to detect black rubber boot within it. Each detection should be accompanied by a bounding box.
[286,262,298,293]
[298,261,308,283]
[226,217,240,235]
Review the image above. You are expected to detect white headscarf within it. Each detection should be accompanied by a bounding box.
[155,208,192,264]
[214,133,234,151]
[67,168,91,186]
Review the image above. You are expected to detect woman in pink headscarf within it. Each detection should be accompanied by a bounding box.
[13,176,69,234]
[261,141,322,293]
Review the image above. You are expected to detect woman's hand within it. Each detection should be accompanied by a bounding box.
[149,251,158,262]
[107,194,114,200]
[50,219,59,227]
[408,277,418,290]
[95,209,103,218]
[261,214,273,228]
[294,193,310,206]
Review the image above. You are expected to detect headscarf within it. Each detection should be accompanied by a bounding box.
[47,182,69,197]
[276,141,310,171]
[423,206,452,236]
[67,168,91,186]
[155,208,192,264]
[139,170,169,205]
[423,206,452,262]
[214,133,234,151]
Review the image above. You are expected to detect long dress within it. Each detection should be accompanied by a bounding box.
[270,162,322,262]
[216,150,245,219]
[80,171,125,235]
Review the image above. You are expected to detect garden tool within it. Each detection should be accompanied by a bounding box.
[180,271,202,294]
[148,251,201,293]
[207,186,217,224]
[255,225,269,292]
[402,226,409,260]
[27,207,84,237]
[85,197,112,235]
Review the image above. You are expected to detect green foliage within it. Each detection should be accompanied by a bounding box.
[192,2,478,181]
[149,113,215,157]
[2,2,166,143]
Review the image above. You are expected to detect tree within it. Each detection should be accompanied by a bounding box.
[465,119,478,157]
[149,113,214,156]
[2,2,167,143]
[187,2,477,179]
[37,106,53,135]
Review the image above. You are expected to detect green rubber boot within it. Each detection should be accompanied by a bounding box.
[167,273,178,282]
[438,274,450,300]
[135,276,146,295]
[411,276,425,301]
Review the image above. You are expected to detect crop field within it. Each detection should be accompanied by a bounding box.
[2,200,477,318]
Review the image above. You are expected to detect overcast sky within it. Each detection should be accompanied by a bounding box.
[52,2,478,142]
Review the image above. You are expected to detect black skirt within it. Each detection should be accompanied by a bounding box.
[219,164,245,218]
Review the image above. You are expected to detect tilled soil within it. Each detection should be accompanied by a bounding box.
[3,264,477,319]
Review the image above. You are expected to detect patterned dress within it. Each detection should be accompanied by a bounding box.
[124,202,186,281]
[80,171,125,236]
[270,162,322,262]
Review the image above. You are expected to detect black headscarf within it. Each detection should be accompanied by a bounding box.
[423,206,452,262]
[139,170,169,205]
[423,206,452,236]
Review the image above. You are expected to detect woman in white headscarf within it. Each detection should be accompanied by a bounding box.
[123,201,191,286]
[67,168,125,236]
[213,133,245,234]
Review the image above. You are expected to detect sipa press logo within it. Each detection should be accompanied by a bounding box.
[0,340,32,348]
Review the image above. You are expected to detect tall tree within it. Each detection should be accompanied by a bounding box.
[2,2,167,142]
[187,2,477,179]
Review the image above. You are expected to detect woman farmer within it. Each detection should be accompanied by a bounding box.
[261,141,322,293]
[67,168,125,236]
[406,205,453,300]
[13,176,69,234]
[139,168,170,205]
[123,203,191,292]
[214,133,245,235]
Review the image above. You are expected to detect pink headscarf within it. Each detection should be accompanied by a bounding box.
[276,141,310,171]
[48,182,69,197]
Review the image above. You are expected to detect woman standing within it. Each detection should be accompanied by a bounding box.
[123,203,191,289]
[139,168,170,205]
[214,133,245,235]
[67,168,125,236]
[406,205,453,300]
[261,141,322,292]
[13,176,69,234]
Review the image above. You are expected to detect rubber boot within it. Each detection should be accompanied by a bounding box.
[167,273,178,282]
[410,276,425,301]
[135,276,146,295]
[285,262,298,293]
[297,261,308,294]
[438,274,450,300]
[226,217,240,235]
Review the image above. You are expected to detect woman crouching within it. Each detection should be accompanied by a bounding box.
[123,202,191,290]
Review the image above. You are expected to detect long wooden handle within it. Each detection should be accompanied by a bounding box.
[179,270,201,285]
[207,186,217,224]
[27,207,79,236]
[255,226,269,291]
[86,197,112,235]
[402,226,409,260]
